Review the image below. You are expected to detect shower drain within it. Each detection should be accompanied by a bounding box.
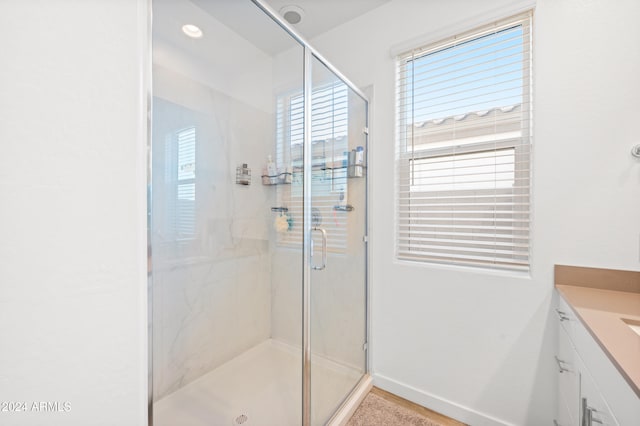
[232,413,249,425]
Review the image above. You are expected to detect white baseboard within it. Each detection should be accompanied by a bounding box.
[373,373,516,426]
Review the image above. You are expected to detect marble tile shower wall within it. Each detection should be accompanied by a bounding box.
[152,66,274,399]
[153,253,271,399]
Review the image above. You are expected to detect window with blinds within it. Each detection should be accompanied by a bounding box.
[164,126,196,240]
[396,12,532,271]
[276,82,349,252]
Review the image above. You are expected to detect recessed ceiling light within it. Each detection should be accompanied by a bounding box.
[182,24,203,39]
[279,5,304,25]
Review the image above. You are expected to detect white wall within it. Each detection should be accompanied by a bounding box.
[310,0,640,424]
[0,1,148,425]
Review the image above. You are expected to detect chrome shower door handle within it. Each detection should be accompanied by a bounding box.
[311,227,327,270]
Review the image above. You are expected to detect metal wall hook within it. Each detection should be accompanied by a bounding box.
[631,144,640,158]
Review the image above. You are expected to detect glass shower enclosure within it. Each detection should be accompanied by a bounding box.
[148,1,369,425]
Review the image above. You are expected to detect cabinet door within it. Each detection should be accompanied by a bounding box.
[577,354,619,426]
[557,320,580,425]
[570,302,640,425]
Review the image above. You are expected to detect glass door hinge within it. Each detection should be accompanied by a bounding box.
[362,342,368,351]
[363,127,369,135]
[362,235,368,243]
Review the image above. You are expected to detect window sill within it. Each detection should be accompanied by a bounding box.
[393,257,532,280]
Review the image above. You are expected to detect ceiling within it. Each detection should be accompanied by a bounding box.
[263,0,390,39]
[153,0,391,63]
[181,0,389,56]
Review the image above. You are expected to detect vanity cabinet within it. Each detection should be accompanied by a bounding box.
[555,292,640,426]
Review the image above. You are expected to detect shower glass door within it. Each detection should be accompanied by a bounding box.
[150,1,368,425]
[307,54,368,425]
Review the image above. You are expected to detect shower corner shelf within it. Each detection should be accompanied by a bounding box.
[317,165,367,179]
[262,181,291,186]
[261,172,292,185]
[236,164,251,185]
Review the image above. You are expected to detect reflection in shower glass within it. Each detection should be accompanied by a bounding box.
[276,81,350,252]
[175,127,196,238]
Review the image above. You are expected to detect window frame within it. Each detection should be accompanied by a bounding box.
[395,12,533,272]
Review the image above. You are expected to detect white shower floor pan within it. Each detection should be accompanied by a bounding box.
[153,339,364,426]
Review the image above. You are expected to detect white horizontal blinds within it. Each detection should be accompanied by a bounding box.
[310,84,348,141]
[310,83,349,252]
[396,12,532,271]
[277,82,349,252]
[176,127,196,238]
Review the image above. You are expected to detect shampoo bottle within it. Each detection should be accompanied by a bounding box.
[354,146,364,177]
[267,155,277,184]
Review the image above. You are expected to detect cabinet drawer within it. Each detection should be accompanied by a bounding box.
[556,295,577,341]
[555,393,574,426]
[557,325,579,424]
